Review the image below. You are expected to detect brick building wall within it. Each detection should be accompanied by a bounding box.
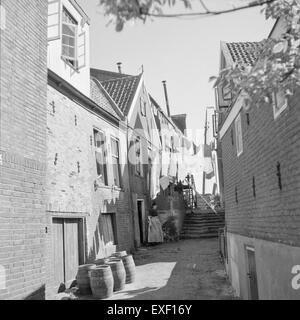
[220,90,300,299]
[46,84,134,296]
[0,0,48,299]
[221,92,300,247]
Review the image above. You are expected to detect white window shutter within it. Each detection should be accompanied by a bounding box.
[48,0,61,41]
[77,31,86,70]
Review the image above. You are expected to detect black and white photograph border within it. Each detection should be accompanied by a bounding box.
[0,0,299,302]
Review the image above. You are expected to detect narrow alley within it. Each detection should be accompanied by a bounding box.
[80,239,235,300]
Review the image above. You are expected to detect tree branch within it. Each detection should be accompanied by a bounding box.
[142,0,276,18]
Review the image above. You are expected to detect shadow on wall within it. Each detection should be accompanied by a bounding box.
[87,194,132,263]
[24,285,46,300]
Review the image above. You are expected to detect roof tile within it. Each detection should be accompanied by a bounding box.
[91,69,142,115]
[226,41,265,66]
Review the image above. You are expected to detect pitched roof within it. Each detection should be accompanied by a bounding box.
[90,78,120,119]
[91,68,142,115]
[225,41,265,66]
[171,114,187,135]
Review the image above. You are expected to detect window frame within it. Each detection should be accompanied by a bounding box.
[110,136,122,188]
[134,137,143,177]
[93,129,108,186]
[140,96,146,117]
[235,113,243,157]
[61,6,78,69]
[272,90,288,119]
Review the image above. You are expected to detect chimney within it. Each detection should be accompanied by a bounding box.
[117,62,122,74]
[162,80,171,117]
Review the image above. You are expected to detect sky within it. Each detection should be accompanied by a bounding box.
[77,0,274,144]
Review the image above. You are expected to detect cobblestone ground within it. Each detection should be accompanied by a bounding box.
[79,238,236,300]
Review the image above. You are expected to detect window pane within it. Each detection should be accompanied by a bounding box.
[62,23,76,37]
[276,91,286,110]
[111,139,119,157]
[62,7,77,25]
[112,158,120,187]
[94,131,105,148]
[62,35,75,46]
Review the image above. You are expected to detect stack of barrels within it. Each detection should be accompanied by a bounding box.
[76,251,136,299]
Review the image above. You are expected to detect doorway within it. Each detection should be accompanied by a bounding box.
[245,246,259,300]
[52,218,84,292]
[137,200,145,244]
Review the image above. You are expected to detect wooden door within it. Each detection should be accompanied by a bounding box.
[102,213,116,245]
[52,219,65,290]
[246,247,259,300]
[52,218,83,292]
[64,219,80,288]
[137,200,144,244]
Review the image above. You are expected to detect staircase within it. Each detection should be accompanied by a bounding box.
[180,209,225,239]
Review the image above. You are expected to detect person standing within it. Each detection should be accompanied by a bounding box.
[147,202,164,244]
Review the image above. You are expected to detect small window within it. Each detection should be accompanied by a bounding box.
[134,138,143,176]
[273,90,288,119]
[140,97,146,116]
[62,7,78,67]
[235,113,243,157]
[111,137,122,188]
[94,129,108,185]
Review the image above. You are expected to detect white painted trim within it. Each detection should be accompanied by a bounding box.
[219,94,244,139]
[245,246,255,252]
[127,74,144,122]
[235,113,243,157]
[272,91,288,120]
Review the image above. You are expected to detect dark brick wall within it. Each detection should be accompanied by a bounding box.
[0,0,48,299]
[220,92,300,247]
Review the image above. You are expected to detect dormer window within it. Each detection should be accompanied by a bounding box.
[62,7,77,67]
[47,1,87,71]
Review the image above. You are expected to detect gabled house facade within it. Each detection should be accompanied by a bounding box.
[91,68,162,247]
[216,19,300,299]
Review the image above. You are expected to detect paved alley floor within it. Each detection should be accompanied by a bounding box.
[81,238,236,300]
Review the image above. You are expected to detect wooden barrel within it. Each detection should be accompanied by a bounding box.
[112,251,127,258]
[76,264,96,295]
[89,265,114,299]
[94,258,110,265]
[121,255,136,284]
[106,259,126,292]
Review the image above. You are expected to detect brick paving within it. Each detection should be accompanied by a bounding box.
[79,238,236,300]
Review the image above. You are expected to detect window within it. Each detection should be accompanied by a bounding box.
[101,213,117,245]
[140,97,146,116]
[134,138,142,176]
[62,7,78,67]
[94,129,108,185]
[235,113,243,157]
[48,1,86,69]
[273,90,288,119]
[111,137,122,188]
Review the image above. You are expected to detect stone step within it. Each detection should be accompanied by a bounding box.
[182,225,223,231]
[182,225,224,232]
[180,233,218,239]
[183,219,224,225]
